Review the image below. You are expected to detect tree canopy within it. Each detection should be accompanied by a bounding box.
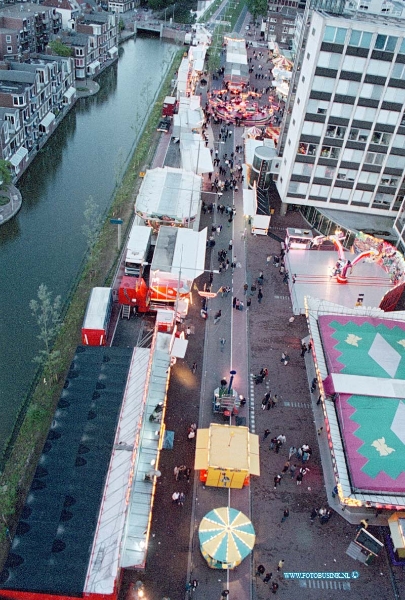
[0,160,12,188]
[48,40,73,57]
[246,0,268,21]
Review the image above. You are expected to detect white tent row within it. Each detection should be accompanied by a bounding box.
[173,95,205,139]
[226,38,247,65]
[272,67,292,80]
[177,57,190,98]
[180,132,213,174]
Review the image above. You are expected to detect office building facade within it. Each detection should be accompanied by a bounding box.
[275,11,405,219]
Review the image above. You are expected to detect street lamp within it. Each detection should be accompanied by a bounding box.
[227,370,236,395]
[172,3,175,21]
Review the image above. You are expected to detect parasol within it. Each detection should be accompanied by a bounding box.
[198,507,255,568]
[246,126,262,138]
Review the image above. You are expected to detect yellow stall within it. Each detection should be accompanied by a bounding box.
[388,513,405,559]
[194,423,260,488]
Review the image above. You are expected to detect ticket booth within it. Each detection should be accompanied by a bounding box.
[194,423,260,488]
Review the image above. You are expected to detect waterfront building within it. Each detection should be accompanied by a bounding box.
[275,11,405,228]
[0,4,62,59]
[108,0,139,14]
[42,0,81,30]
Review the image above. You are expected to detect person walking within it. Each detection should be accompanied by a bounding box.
[247,297,251,308]
[177,492,185,506]
[263,428,271,440]
[172,491,179,504]
[256,564,266,578]
[271,582,279,594]
[258,289,263,303]
[310,508,318,523]
[261,396,267,410]
[277,559,285,572]
[263,573,273,583]
[289,446,297,460]
[281,460,290,474]
[229,239,233,250]
[273,474,282,489]
[213,310,222,324]
[174,466,180,480]
[300,342,307,357]
[243,283,248,294]
[281,508,289,523]
[289,463,297,479]
[192,362,197,374]
[296,472,303,485]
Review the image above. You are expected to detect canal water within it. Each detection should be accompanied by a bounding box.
[0,36,177,447]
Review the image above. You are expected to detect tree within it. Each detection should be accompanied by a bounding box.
[48,40,72,57]
[82,195,102,253]
[30,284,62,380]
[246,0,268,21]
[0,160,12,189]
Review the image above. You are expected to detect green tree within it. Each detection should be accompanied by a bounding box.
[119,18,125,31]
[82,195,103,253]
[246,0,268,21]
[48,40,72,57]
[0,160,12,189]
[30,284,62,380]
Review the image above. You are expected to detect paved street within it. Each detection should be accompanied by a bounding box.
[120,14,405,600]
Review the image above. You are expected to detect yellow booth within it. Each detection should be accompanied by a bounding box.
[194,423,260,488]
[388,513,405,559]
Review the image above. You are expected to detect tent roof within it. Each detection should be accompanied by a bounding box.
[135,167,201,224]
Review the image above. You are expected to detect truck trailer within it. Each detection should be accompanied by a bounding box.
[124,224,153,277]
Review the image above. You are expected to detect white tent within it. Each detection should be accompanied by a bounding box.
[172,227,208,280]
[243,188,256,217]
[177,57,189,98]
[180,133,213,174]
[135,167,201,225]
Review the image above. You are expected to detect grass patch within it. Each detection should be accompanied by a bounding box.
[0,47,184,564]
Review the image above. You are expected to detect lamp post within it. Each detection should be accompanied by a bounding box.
[227,370,236,395]
[172,3,175,21]
[110,218,123,250]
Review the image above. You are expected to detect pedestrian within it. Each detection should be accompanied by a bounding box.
[296,472,303,485]
[186,326,191,338]
[263,572,273,583]
[273,474,282,489]
[229,239,233,250]
[317,427,323,435]
[256,564,266,577]
[243,283,248,294]
[174,466,179,480]
[258,290,263,303]
[247,297,251,308]
[271,581,279,594]
[300,342,307,357]
[277,433,286,445]
[307,341,312,352]
[213,310,222,324]
[209,271,214,284]
[281,460,290,474]
[263,428,271,440]
[185,467,191,482]
[310,508,318,523]
[177,492,185,506]
[261,396,267,410]
[233,297,237,308]
[275,439,282,453]
[172,491,179,504]
[288,446,297,460]
[311,377,317,393]
[281,507,289,522]
[277,559,284,571]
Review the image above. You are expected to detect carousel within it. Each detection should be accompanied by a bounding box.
[198,506,256,569]
[208,89,273,126]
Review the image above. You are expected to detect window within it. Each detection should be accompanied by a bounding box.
[6,35,11,43]
[384,87,405,103]
[342,55,367,73]
[373,192,393,207]
[378,110,400,125]
[349,128,369,142]
[353,106,377,121]
[325,125,346,138]
[336,79,360,96]
[317,51,341,69]
[337,168,357,181]
[307,99,329,114]
[365,151,385,165]
[399,39,405,54]
[359,83,383,100]
[392,63,405,80]
[312,76,335,93]
[76,48,84,56]
[293,162,314,176]
[12,96,24,106]
[352,190,372,203]
[298,142,318,156]
[372,131,391,145]
[367,59,391,77]
[380,176,398,186]
[342,148,364,162]
[374,34,398,52]
[323,26,347,44]
[302,121,323,136]
[348,29,372,48]
[6,46,12,54]
[330,103,353,118]
[315,165,336,178]
[288,182,308,194]
[310,184,330,197]
[358,171,378,184]
[386,154,405,169]
[321,146,340,159]
[331,187,350,201]
[392,134,405,149]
